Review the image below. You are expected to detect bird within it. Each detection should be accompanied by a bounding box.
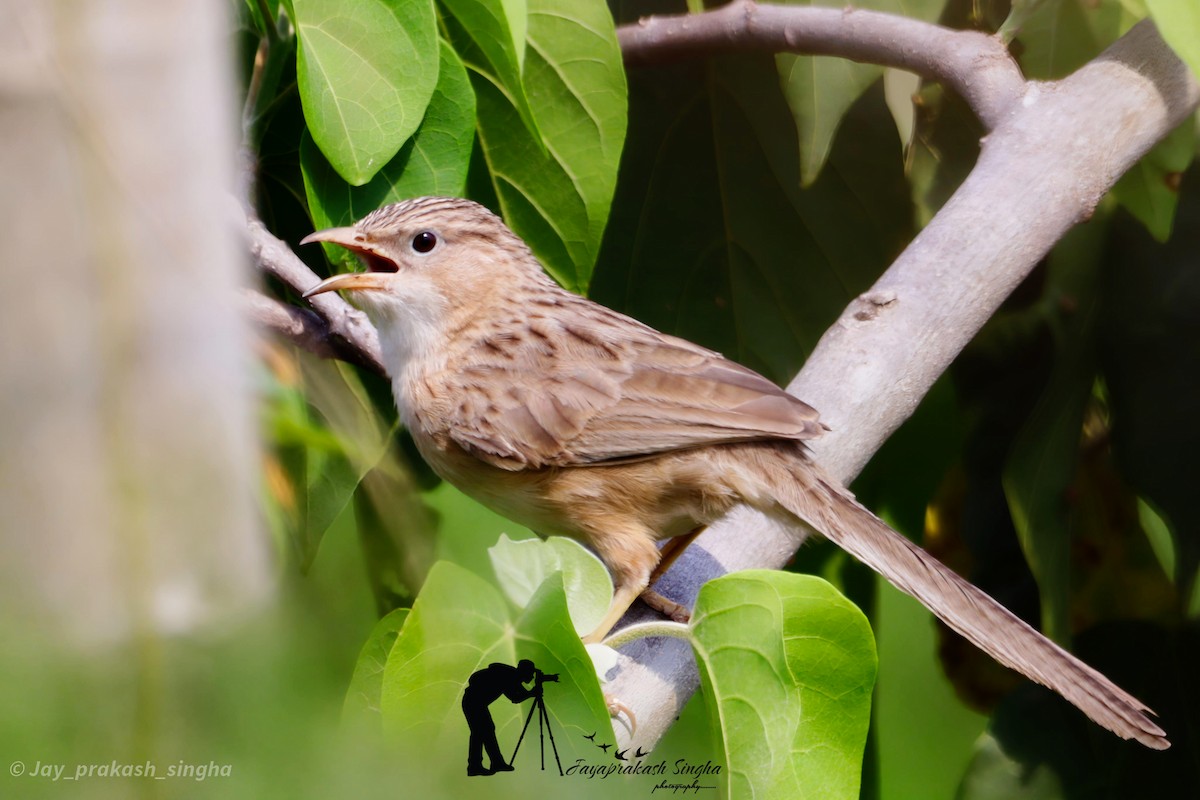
[635,747,650,758]
[597,743,612,753]
[301,196,1168,750]
[615,748,629,761]
[583,731,597,741]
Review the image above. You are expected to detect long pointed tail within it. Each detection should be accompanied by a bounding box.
[757,452,1168,750]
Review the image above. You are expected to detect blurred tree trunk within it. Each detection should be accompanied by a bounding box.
[0,0,268,643]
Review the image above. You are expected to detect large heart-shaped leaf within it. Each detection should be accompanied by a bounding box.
[488,534,612,636]
[691,571,876,800]
[379,562,608,783]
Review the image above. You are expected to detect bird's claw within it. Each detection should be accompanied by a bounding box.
[640,588,691,623]
[605,693,637,736]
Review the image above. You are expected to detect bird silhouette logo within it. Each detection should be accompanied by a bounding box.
[584,736,652,761]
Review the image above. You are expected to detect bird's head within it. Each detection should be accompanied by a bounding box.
[301,196,549,327]
[301,197,554,377]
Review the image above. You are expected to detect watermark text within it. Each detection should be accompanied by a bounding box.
[10,760,232,782]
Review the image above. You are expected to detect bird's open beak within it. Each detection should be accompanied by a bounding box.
[300,226,360,248]
[301,271,391,298]
[300,227,394,299]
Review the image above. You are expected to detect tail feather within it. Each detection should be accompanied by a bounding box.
[762,456,1169,750]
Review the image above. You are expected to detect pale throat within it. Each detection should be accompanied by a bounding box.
[352,280,450,428]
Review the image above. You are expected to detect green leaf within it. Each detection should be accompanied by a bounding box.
[1002,221,1107,644]
[294,353,394,567]
[1016,0,1144,80]
[775,0,946,185]
[300,450,359,569]
[244,0,280,35]
[691,571,877,800]
[776,52,878,187]
[293,0,439,185]
[439,0,529,109]
[1146,0,1200,82]
[379,562,608,780]
[344,607,410,724]
[1101,181,1200,605]
[1111,117,1195,242]
[1138,498,1175,584]
[302,39,476,263]
[882,68,921,157]
[353,465,436,614]
[421,481,534,578]
[441,0,527,73]
[471,0,628,291]
[488,534,613,636]
[874,577,987,800]
[998,0,1059,42]
[905,83,983,227]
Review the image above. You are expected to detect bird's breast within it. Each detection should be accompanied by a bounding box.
[407,426,570,534]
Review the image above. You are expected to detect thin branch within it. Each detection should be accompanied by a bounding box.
[242,288,331,353]
[618,0,1025,130]
[241,288,387,376]
[240,208,386,376]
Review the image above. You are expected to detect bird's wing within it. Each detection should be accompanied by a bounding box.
[430,297,824,470]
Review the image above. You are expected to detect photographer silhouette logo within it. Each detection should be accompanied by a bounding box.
[461,659,561,777]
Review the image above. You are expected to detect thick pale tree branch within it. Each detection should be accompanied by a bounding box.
[603,17,1200,749]
[619,0,1025,130]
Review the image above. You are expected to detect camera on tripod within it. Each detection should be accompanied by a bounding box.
[532,670,558,695]
[512,667,563,774]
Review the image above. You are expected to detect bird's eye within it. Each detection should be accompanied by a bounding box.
[411,231,438,254]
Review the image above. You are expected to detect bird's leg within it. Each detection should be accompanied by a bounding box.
[592,532,712,737]
[582,525,660,644]
[639,526,706,623]
[584,576,650,645]
[647,525,706,584]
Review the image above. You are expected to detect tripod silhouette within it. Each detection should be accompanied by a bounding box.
[510,681,563,775]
